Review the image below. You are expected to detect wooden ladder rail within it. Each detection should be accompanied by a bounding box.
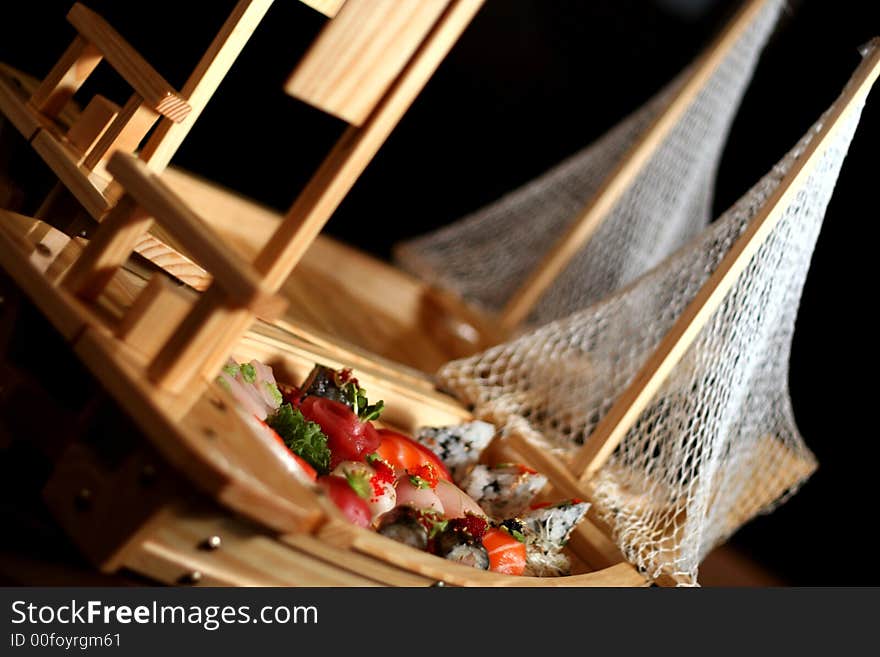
[0,3,192,220]
[143,0,484,393]
[3,1,285,287]
[138,0,454,289]
[497,0,775,331]
[491,39,880,583]
[60,152,286,382]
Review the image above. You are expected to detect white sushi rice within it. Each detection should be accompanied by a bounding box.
[521,502,590,551]
[415,421,495,482]
[462,465,548,520]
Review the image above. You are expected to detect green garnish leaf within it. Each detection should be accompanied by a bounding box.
[344,470,372,500]
[413,508,447,538]
[216,375,231,390]
[267,403,331,474]
[336,381,360,414]
[428,518,448,539]
[415,509,448,538]
[222,363,239,378]
[499,518,527,543]
[359,399,384,422]
[239,363,257,383]
[409,475,431,490]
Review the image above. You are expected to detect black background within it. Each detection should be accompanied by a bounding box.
[1,0,878,585]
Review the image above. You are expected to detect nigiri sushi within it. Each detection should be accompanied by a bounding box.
[461,463,548,519]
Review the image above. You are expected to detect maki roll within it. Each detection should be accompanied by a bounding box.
[376,507,430,550]
[436,515,490,570]
[518,500,591,577]
[461,464,548,520]
[415,421,495,482]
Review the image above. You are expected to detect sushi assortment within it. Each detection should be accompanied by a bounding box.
[221,360,590,577]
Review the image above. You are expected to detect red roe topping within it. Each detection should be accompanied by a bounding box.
[366,453,395,498]
[447,513,488,541]
[407,463,440,490]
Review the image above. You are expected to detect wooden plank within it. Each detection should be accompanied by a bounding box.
[82,93,159,169]
[0,62,83,130]
[116,275,193,360]
[30,129,112,219]
[281,532,433,586]
[127,506,380,586]
[29,34,102,118]
[499,0,775,330]
[107,154,283,316]
[570,41,880,483]
[286,0,450,125]
[141,0,275,171]
[61,195,149,300]
[147,286,251,391]
[67,94,119,154]
[158,166,462,374]
[162,166,281,260]
[74,327,326,534]
[351,529,647,587]
[0,71,50,139]
[0,208,142,315]
[0,209,100,340]
[131,232,212,290]
[256,0,484,290]
[66,3,191,121]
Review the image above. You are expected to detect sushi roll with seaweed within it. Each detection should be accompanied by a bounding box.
[461,463,548,520]
[518,500,591,577]
[415,421,495,483]
[436,515,490,570]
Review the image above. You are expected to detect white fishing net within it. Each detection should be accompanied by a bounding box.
[435,56,871,584]
[395,0,784,326]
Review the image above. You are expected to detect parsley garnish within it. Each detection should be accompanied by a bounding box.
[267,403,331,474]
[338,379,384,421]
[359,399,385,422]
[499,518,527,543]
[418,509,448,538]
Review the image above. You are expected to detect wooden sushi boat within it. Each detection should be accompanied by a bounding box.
[0,0,876,585]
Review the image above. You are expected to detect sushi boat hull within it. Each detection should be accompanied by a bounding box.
[0,209,648,586]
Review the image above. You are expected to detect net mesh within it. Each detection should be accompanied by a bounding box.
[395,0,784,326]
[434,59,871,584]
